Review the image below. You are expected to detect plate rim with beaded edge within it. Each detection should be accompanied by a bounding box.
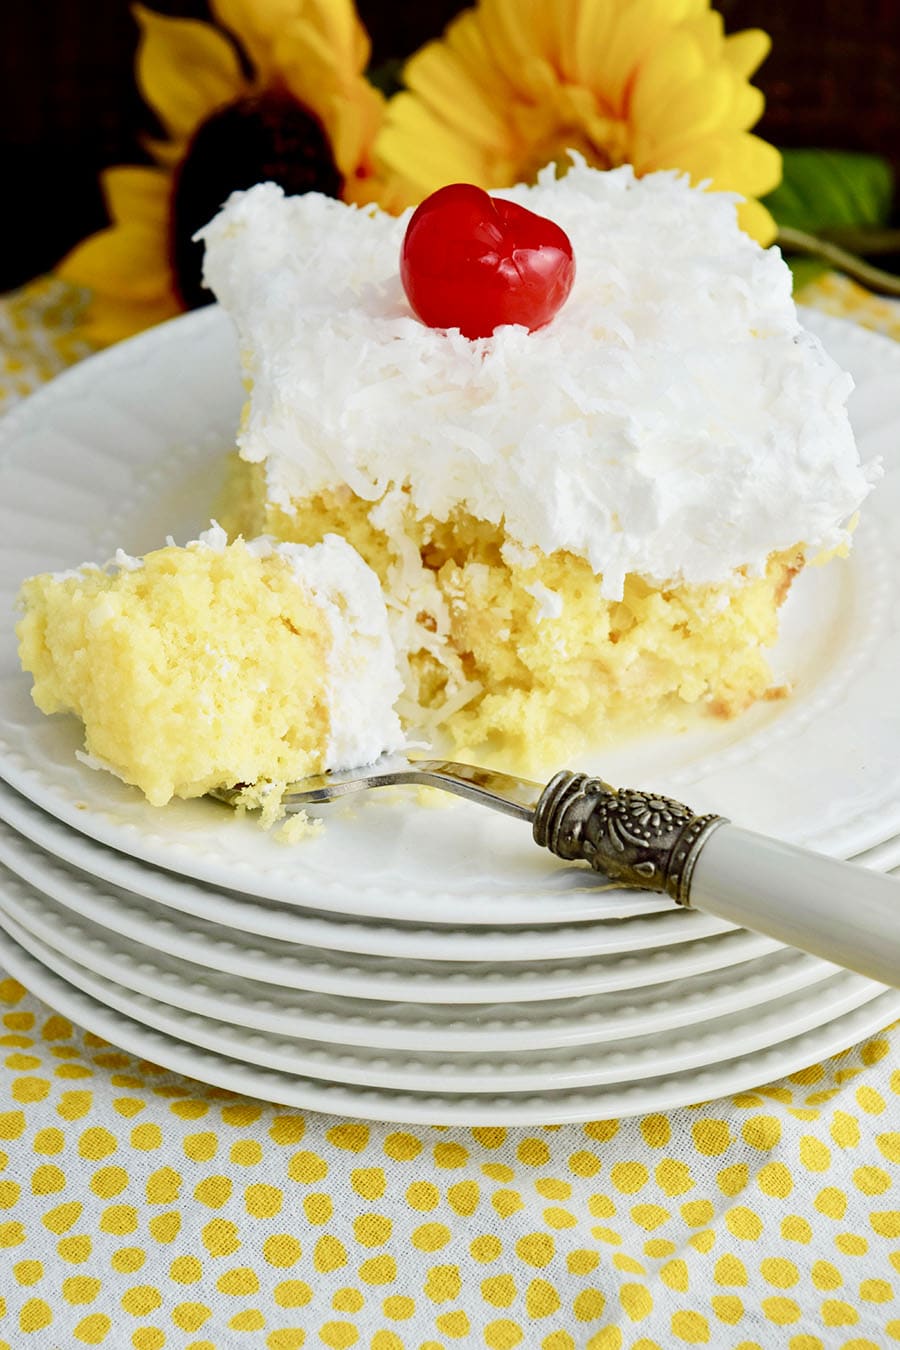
[1,780,894,1077]
[4,769,900,961]
[1,306,900,924]
[0,852,887,1056]
[0,841,844,1049]
[0,885,884,1092]
[1,920,898,1125]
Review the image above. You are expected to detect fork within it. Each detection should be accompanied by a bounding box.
[214,755,900,989]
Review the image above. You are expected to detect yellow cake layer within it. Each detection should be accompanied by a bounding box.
[220,457,803,770]
[17,538,332,806]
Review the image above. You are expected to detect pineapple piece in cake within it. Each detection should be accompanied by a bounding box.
[17,524,402,807]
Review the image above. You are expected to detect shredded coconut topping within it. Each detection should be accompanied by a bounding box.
[200,160,873,600]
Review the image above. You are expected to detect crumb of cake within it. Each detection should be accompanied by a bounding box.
[230,781,288,830]
[230,781,323,840]
[17,525,402,807]
[276,810,324,844]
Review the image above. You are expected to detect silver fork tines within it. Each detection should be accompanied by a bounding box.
[211,754,544,822]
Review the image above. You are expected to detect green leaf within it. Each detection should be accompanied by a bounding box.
[763,149,894,234]
[786,257,828,293]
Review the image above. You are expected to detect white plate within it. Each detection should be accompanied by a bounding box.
[0,860,835,1051]
[0,908,879,1094]
[5,780,900,968]
[0,777,730,960]
[0,858,777,1002]
[2,308,900,924]
[1,922,897,1124]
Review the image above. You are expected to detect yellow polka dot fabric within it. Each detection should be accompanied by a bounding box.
[0,278,93,407]
[0,277,899,1348]
[0,977,898,1348]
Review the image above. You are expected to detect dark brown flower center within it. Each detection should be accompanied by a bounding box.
[170,91,344,309]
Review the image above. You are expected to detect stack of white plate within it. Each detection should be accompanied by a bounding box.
[0,306,899,1125]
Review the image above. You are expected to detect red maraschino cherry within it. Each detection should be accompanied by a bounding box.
[400,183,575,340]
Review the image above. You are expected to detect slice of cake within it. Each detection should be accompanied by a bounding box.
[17,525,403,807]
[200,162,874,769]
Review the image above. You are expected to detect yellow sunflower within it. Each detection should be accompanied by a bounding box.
[58,0,389,344]
[375,0,781,244]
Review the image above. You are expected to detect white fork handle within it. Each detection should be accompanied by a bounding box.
[532,772,900,989]
[690,825,899,989]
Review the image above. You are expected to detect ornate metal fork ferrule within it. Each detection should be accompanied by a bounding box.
[532,770,727,906]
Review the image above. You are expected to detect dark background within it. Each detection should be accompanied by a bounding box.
[2,0,899,291]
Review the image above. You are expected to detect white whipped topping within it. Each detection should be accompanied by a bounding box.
[200,161,874,599]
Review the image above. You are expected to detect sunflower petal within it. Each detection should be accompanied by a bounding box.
[143,134,184,169]
[639,63,761,160]
[664,131,782,197]
[426,8,518,126]
[57,222,172,304]
[277,0,371,93]
[678,0,711,21]
[405,43,515,149]
[640,67,735,147]
[209,0,299,78]
[378,0,777,231]
[553,0,581,80]
[679,9,724,62]
[478,0,550,95]
[629,30,706,127]
[328,84,387,180]
[445,5,507,82]
[571,0,618,87]
[593,0,688,116]
[134,4,245,142]
[272,0,380,179]
[726,79,765,133]
[376,94,492,201]
[723,28,771,79]
[527,0,569,73]
[101,166,170,228]
[735,195,777,246]
[716,131,782,196]
[307,0,371,72]
[80,293,183,346]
